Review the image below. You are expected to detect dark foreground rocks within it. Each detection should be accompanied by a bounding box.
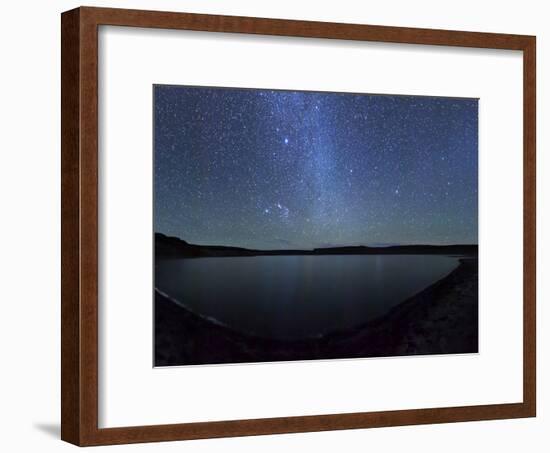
[155,259,478,366]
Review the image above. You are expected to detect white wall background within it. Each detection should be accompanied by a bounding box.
[0,0,547,451]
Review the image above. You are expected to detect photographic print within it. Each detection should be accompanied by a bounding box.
[153,85,478,367]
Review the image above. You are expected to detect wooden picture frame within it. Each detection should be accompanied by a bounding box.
[61,6,536,446]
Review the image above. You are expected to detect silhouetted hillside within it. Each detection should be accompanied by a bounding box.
[155,232,478,258]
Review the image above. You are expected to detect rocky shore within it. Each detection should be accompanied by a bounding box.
[155,258,478,366]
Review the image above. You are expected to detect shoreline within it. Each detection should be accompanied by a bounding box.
[155,258,478,366]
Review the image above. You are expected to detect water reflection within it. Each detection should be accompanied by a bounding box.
[155,255,458,340]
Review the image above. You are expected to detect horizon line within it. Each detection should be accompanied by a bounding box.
[155,232,479,252]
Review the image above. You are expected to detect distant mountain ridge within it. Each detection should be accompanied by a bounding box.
[155,232,478,258]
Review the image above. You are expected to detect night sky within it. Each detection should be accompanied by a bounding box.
[154,86,478,250]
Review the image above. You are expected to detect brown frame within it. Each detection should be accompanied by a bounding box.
[61,6,536,446]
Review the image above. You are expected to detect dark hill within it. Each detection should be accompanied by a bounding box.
[155,232,477,258]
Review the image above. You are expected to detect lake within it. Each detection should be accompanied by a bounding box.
[155,255,459,340]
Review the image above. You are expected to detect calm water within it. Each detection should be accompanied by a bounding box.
[155,255,458,340]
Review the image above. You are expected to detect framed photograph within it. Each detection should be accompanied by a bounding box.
[61,6,536,446]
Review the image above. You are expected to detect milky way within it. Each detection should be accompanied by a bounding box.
[154,85,478,250]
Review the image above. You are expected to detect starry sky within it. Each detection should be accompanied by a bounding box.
[154,85,478,250]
